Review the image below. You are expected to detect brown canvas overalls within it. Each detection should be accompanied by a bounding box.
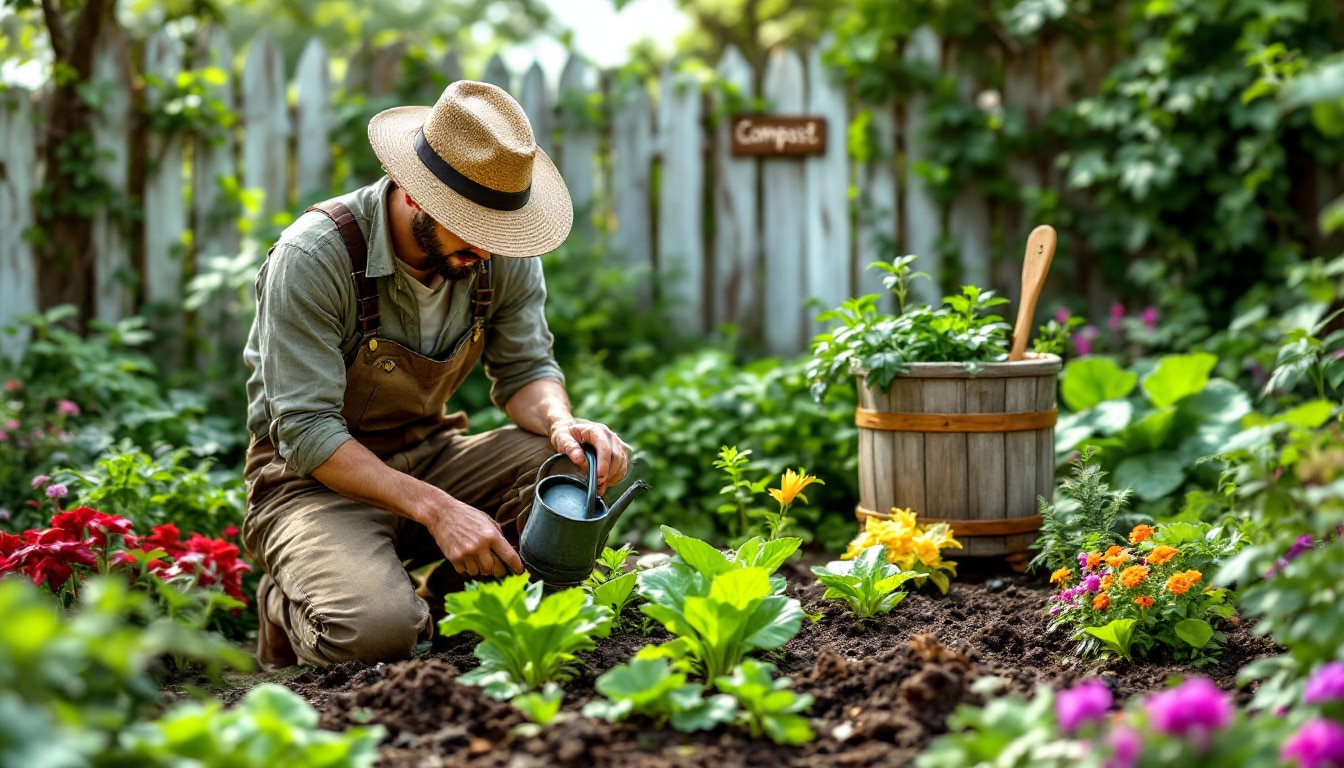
[242,201,556,666]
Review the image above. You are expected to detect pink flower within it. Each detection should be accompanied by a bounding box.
[31,475,52,489]
[1105,726,1143,768]
[1281,718,1344,768]
[1304,662,1344,705]
[45,484,68,500]
[0,508,9,522]
[1056,679,1112,731]
[3,379,19,393]
[222,525,240,540]
[1144,678,1233,744]
[4,419,17,431]
[1056,307,1072,324]
[1141,306,1158,332]
[0,431,7,443]
[56,400,80,417]
[1109,302,1126,331]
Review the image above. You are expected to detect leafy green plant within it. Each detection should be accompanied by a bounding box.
[120,684,384,767]
[510,683,571,737]
[1029,447,1133,575]
[714,659,815,746]
[1055,352,1254,509]
[437,575,614,699]
[811,544,918,620]
[713,445,769,540]
[581,656,735,732]
[1262,301,1344,401]
[914,685,1076,768]
[637,552,803,681]
[807,254,1012,401]
[584,545,642,631]
[842,509,962,594]
[1048,522,1242,665]
[659,524,800,594]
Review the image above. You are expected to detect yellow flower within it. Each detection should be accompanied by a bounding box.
[1101,574,1115,590]
[768,468,823,507]
[842,530,880,560]
[912,537,943,568]
[1050,567,1072,585]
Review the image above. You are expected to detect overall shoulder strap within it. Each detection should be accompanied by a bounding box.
[307,200,380,343]
[470,258,493,342]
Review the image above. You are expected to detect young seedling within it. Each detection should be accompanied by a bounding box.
[582,656,735,732]
[811,544,918,620]
[715,659,815,745]
[584,545,643,631]
[510,683,571,738]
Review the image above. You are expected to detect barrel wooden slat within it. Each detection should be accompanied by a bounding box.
[1003,374,1039,553]
[966,377,1007,556]
[1020,374,1058,551]
[921,379,966,526]
[854,354,1060,558]
[857,379,878,517]
[890,377,926,516]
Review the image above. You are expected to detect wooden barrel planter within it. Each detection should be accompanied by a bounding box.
[853,353,1061,558]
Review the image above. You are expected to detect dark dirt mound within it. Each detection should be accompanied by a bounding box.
[276,558,1279,767]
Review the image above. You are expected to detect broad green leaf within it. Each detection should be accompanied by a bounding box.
[741,594,805,651]
[1120,407,1176,453]
[1277,399,1336,429]
[737,536,803,574]
[1083,618,1137,661]
[592,657,684,707]
[1061,357,1137,412]
[1176,379,1252,426]
[1174,618,1214,648]
[669,692,737,732]
[1142,353,1217,407]
[1112,452,1185,501]
[592,571,638,612]
[661,525,734,576]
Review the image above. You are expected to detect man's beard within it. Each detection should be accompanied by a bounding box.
[412,211,480,281]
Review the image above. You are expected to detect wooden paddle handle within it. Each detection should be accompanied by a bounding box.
[1009,225,1057,362]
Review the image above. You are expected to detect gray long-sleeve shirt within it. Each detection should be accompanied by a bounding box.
[243,176,565,476]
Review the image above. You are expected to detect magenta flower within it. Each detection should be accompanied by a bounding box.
[1078,551,1090,568]
[1144,678,1233,742]
[1109,302,1125,332]
[1304,662,1344,705]
[4,419,16,431]
[46,484,68,500]
[1141,306,1158,332]
[31,475,52,489]
[1083,574,1102,593]
[56,400,80,417]
[1105,725,1143,768]
[1056,307,1073,324]
[1282,718,1344,768]
[1056,679,1112,732]
[0,431,7,443]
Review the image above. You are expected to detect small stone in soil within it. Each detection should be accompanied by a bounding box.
[986,578,1007,592]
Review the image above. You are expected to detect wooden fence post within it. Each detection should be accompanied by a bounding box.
[656,63,706,333]
[855,99,899,309]
[242,32,291,219]
[0,89,37,360]
[805,36,852,337]
[761,47,808,355]
[294,37,332,205]
[91,24,134,325]
[711,45,759,334]
[143,29,188,357]
[521,62,554,157]
[903,26,941,305]
[557,54,598,243]
[482,53,512,93]
[609,73,654,301]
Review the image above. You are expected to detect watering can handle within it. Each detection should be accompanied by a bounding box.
[533,442,602,516]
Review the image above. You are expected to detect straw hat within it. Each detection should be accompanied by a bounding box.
[368,80,572,258]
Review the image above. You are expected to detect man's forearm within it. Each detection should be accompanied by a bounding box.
[310,438,447,525]
[503,377,572,436]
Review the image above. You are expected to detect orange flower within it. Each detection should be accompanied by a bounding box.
[1120,565,1149,589]
[1101,574,1115,590]
[1135,595,1154,609]
[1105,549,1131,568]
[1105,545,1124,558]
[1051,567,1072,585]
[1085,551,1102,569]
[1129,524,1156,545]
[1147,545,1180,566]
[1165,570,1204,596]
[1093,593,1111,611]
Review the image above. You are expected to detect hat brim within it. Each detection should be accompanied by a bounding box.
[368,106,573,258]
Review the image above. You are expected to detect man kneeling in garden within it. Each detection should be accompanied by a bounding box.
[241,81,629,668]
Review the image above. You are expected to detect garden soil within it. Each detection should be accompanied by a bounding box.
[270,558,1278,768]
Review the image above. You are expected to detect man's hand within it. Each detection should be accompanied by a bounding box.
[548,418,630,493]
[425,497,525,578]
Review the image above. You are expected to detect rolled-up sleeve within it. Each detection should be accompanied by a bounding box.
[255,241,354,476]
[484,257,565,409]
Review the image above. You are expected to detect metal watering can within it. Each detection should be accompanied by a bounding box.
[519,443,650,586]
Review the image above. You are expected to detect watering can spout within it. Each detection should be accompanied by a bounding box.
[599,480,650,548]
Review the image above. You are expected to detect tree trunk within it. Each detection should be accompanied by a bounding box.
[36,0,118,324]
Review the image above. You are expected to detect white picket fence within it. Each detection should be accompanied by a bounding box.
[1,26,1059,361]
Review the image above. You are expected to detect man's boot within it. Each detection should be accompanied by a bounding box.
[256,573,299,670]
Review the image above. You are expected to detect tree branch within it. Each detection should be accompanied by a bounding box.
[40,0,68,62]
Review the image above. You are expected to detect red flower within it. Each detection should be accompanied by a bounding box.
[51,507,133,546]
[128,523,185,558]
[0,531,23,558]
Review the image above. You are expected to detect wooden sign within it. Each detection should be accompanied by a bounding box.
[729,115,827,157]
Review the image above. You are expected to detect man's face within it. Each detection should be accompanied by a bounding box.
[410,210,489,281]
